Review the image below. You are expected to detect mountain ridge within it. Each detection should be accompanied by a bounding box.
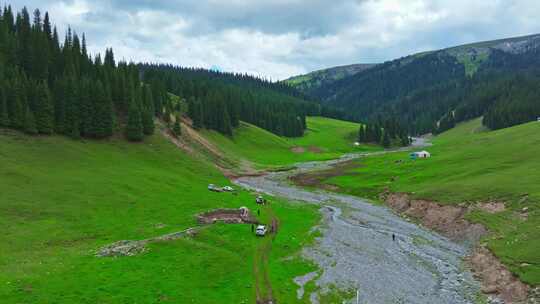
[286,32,540,135]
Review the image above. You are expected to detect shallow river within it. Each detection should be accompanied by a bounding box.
[235,153,483,304]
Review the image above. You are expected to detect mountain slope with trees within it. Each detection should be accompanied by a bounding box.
[0,5,344,143]
[140,64,345,138]
[284,63,376,96]
[289,34,540,135]
[0,6,169,142]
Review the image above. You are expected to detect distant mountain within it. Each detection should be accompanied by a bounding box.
[284,63,376,96]
[288,33,540,134]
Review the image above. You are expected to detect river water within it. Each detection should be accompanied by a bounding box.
[234,152,483,304]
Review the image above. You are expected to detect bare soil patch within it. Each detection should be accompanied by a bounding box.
[307,146,323,153]
[289,160,357,188]
[382,192,487,243]
[291,146,305,153]
[468,247,529,303]
[97,228,197,257]
[476,201,506,214]
[197,208,257,225]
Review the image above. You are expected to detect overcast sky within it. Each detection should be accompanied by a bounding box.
[10,0,540,80]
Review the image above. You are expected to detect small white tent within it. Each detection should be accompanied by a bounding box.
[412,151,431,158]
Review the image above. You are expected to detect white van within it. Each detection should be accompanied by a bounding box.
[255,225,267,236]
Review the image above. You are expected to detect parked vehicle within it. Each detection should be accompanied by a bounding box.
[256,195,266,204]
[208,184,223,192]
[255,225,267,236]
[223,186,234,192]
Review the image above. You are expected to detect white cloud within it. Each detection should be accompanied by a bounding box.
[9,0,540,79]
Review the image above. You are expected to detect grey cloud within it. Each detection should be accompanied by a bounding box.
[8,1,540,79]
[107,0,365,37]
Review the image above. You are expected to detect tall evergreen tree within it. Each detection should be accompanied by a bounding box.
[23,106,37,134]
[35,82,54,134]
[173,114,181,137]
[381,131,391,148]
[10,89,25,129]
[93,80,114,138]
[126,98,143,141]
[79,79,94,137]
[142,86,154,135]
[0,89,9,127]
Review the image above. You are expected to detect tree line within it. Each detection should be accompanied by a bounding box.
[140,64,323,137]
[0,5,388,144]
[295,42,540,135]
[0,6,169,141]
[357,118,411,148]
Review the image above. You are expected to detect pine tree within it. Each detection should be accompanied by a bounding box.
[142,106,154,135]
[126,98,143,141]
[53,78,66,133]
[358,125,366,142]
[173,114,181,137]
[142,86,154,135]
[35,82,54,134]
[382,131,391,148]
[221,106,232,136]
[0,89,10,127]
[192,98,204,129]
[10,89,25,129]
[163,104,172,124]
[93,81,114,139]
[23,106,37,134]
[79,79,94,137]
[400,135,410,147]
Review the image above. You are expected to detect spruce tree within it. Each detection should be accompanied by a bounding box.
[142,106,154,135]
[173,114,181,137]
[23,106,37,134]
[79,80,94,137]
[382,131,391,148]
[0,90,9,127]
[192,99,204,129]
[35,82,54,134]
[142,87,154,135]
[10,90,24,129]
[358,125,365,142]
[126,98,143,141]
[93,81,114,139]
[220,102,233,136]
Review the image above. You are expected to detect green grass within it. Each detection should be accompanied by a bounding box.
[285,74,314,86]
[316,118,540,285]
[203,116,379,167]
[0,129,320,303]
[454,51,489,76]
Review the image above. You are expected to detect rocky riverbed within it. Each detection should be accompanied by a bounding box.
[234,153,487,304]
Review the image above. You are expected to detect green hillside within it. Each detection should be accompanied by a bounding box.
[310,119,540,284]
[284,64,376,92]
[203,116,379,167]
[0,129,320,303]
[289,33,540,136]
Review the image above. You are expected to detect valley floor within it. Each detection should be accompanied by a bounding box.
[287,119,540,294]
[3,116,538,303]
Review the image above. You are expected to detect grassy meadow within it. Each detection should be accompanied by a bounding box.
[312,119,540,285]
[0,129,321,303]
[203,116,379,167]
